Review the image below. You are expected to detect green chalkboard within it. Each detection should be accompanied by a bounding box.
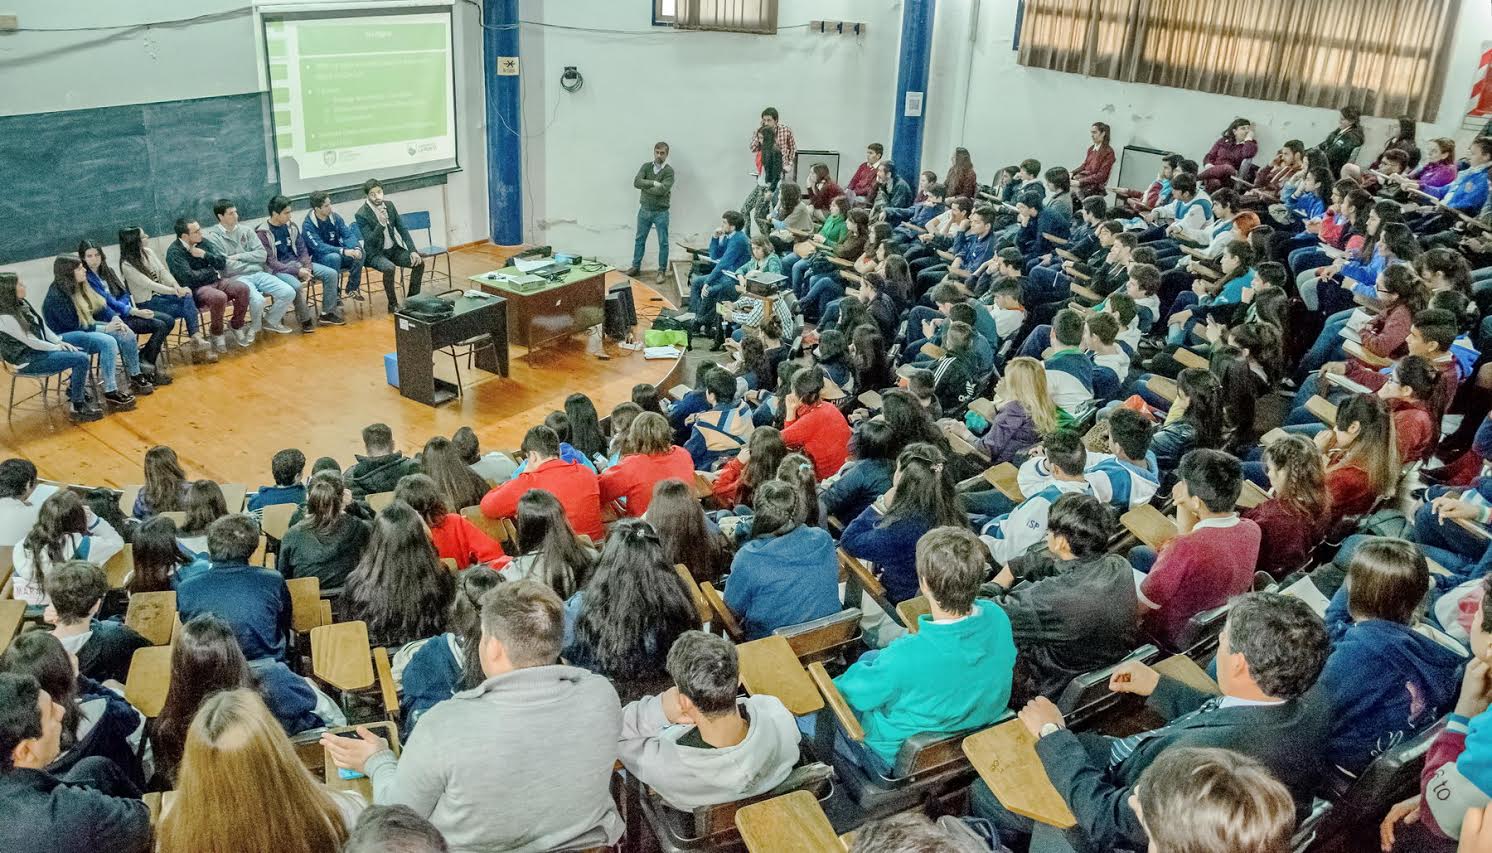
[0,93,280,265]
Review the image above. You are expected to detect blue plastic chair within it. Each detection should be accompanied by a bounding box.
[402,210,452,287]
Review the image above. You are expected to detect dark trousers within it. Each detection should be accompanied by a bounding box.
[369,246,424,310]
[122,312,174,368]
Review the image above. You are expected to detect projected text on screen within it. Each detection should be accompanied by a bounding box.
[265,13,457,183]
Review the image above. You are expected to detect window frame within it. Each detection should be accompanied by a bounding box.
[653,0,676,27]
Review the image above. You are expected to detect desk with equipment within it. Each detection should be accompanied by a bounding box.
[471,261,611,354]
[393,291,509,407]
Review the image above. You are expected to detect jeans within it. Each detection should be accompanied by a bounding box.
[1129,545,1159,573]
[272,273,314,323]
[695,278,738,324]
[62,328,140,392]
[1414,487,1492,564]
[1027,265,1071,305]
[1297,308,1353,377]
[782,253,813,297]
[241,271,296,327]
[304,263,340,313]
[315,249,363,294]
[141,293,200,336]
[801,274,844,322]
[18,349,92,403]
[122,311,174,368]
[632,207,670,270]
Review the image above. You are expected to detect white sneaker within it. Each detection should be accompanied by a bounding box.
[212,335,227,353]
[233,327,251,347]
[263,320,293,335]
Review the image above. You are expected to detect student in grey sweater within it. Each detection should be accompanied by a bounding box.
[323,580,623,853]
[618,631,799,811]
[202,198,296,338]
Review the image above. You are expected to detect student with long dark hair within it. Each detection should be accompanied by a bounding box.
[565,393,608,464]
[724,480,840,639]
[645,478,729,584]
[399,566,505,736]
[823,419,897,524]
[42,255,149,406]
[395,473,506,570]
[0,630,144,787]
[134,444,188,518]
[342,501,455,648]
[1150,368,1225,474]
[710,425,787,509]
[564,518,700,701]
[880,388,950,458]
[841,443,965,603]
[78,239,174,384]
[1244,436,1330,577]
[851,324,893,395]
[419,435,490,512]
[129,514,202,594]
[775,454,823,528]
[0,272,100,422]
[176,479,228,556]
[779,365,853,479]
[151,614,325,784]
[277,470,371,592]
[505,489,596,599]
[117,225,216,362]
[1072,122,1116,197]
[1198,118,1258,191]
[14,489,123,608]
[1319,393,1399,524]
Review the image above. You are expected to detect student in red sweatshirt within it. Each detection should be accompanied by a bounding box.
[395,474,507,570]
[599,412,696,517]
[481,425,604,541]
[779,365,852,480]
[1133,449,1260,650]
[847,143,883,203]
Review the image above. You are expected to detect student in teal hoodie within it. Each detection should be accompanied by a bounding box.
[829,526,1016,770]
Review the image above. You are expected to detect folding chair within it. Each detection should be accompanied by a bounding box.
[402,210,452,288]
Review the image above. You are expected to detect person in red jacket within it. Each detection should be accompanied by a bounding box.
[599,412,695,517]
[847,143,883,204]
[395,474,508,570]
[480,425,605,541]
[1072,122,1116,198]
[779,366,851,480]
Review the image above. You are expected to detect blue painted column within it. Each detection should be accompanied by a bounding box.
[484,0,522,245]
[890,0,936,183]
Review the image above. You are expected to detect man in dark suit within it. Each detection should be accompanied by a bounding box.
[354,178,424,312]
[969,592,1330,852]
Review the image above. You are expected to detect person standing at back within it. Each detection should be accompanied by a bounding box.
[323,579,625,853]
[355,179,424,313]
[742,107,795,236]
[627,142,674,284]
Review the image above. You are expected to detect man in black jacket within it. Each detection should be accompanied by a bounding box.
[0,673,150,853]
[354,179,424,312]
[969,592,1329,852]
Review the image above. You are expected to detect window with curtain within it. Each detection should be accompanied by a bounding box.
[1017,0,1460,121]
[673,0,778,34]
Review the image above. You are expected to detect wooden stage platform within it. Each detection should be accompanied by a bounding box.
[0,243,684,489]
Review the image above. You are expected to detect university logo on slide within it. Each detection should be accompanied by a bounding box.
[323,151,337,167]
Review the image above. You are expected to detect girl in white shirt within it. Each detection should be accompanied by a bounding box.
[14,488,123,607]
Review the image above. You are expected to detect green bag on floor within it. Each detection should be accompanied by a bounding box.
[644,329,688,348]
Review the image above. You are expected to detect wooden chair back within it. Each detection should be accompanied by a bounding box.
[219,483,248,513]
[103,544,133,590]
[776,608,863,665]
[896,596,931,632]
[0,599,24,653]
[124,644,174,718]
[260,502,298,542]
[674,563,711,625]
[366,491,396,513]
[310,621,376,692]
[158,511,187,526]
[287,576,324,634]
[700,581,745,640]
[124,590,177,646]
[459,505,513,547]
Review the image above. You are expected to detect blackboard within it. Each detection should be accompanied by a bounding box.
[0,93,281,265]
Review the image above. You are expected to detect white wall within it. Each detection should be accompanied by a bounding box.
[0,0,489,298]
[922,0,1492,190]
[516,0,905,260]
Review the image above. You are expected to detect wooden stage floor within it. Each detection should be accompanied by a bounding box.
[0,244,683,489]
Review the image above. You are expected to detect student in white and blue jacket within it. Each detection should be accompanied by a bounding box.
[980,430,1092,566]
[1163,241,1256,346]
[1042,310,1095,416]
[1019,408,1160,513]
[689,211,751,322]
[1277,167,1329,233]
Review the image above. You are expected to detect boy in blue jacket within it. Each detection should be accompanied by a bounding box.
[689,211,751,323]
[821,526,1016,771]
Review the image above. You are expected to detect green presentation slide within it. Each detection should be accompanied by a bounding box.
[266,13,457,184]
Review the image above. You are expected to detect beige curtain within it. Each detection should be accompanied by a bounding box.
[676,0,779,34]
[1018,0,1460,121]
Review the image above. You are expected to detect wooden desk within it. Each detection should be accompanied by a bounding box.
[1153,654,1221,694]
[1122,504,1178,550]
[311,621,376,692]
[897,596,930,632]
[1145,375,1178,403]
[735,790,843,853]
[287,576,324,635]
[737,635,824,715]
[1174,348,1209,370]
[1305,395,1338,427]
[983,462,1025,502]
[962,720,1076,828]
[1237,480,1269,510]
[324,721,402,801]
[1343,340,1391,368]
[394,291,510,406]
[473,266,608,353]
